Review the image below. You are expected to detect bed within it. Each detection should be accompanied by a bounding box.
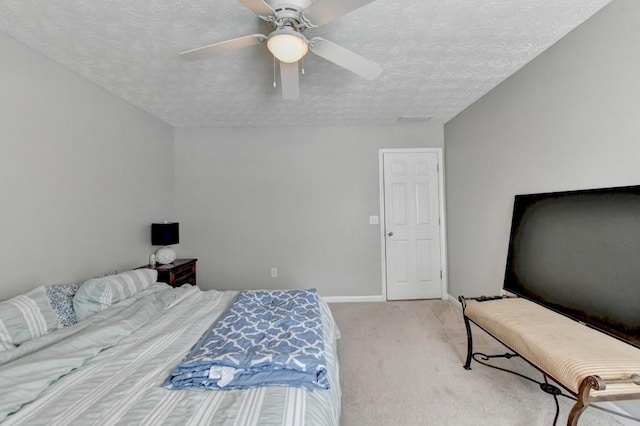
[0,269,341,425]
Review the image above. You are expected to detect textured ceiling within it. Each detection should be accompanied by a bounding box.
[0,0,611,128]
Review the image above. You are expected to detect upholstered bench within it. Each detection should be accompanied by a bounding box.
[459,296,640,425]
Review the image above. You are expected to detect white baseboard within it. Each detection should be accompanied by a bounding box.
[324,295,459,304]
[323,295,384,303]
[447,293,462,308]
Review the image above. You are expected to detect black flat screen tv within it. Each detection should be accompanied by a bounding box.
[504,185,640,348]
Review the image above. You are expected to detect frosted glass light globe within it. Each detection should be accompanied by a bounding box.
[156,247,177,264]
[267,30,308,63]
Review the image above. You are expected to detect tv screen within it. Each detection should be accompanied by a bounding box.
[504,185,640,348]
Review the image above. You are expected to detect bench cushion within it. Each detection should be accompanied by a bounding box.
[465,298,640,398]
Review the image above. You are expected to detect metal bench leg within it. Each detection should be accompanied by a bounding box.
[567,390,588,425]
[568,400,587,426]
[462,314,474,370]
[568,376,603,426]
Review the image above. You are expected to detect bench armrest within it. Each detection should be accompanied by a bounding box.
[458,294,508,310]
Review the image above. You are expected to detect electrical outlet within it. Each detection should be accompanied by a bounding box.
[271,267,278,278]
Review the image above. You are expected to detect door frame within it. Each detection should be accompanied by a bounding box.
[378,148,448,301]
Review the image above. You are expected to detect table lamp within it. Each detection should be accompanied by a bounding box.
[151,222,179,264]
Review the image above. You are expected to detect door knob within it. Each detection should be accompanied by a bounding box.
[386,231,393,236]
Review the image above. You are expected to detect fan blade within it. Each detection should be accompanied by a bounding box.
[280,61,299,99]
[303,0,376,27]
[238,0,275,16]
[309,38,382,80]
[179,34,267,61]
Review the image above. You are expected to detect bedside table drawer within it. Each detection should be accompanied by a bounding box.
[150,258,197,287]
[171,263,196,284]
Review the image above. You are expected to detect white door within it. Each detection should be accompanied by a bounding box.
[383,151,442,300]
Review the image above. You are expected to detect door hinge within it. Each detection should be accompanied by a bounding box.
[440,270,443,279]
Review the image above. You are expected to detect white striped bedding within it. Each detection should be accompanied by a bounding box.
[0,284,341,425]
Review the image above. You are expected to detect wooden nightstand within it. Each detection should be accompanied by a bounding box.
[151,258,197,287]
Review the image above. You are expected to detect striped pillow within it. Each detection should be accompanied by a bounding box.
[0,286,60,352]
[73,269,157,321]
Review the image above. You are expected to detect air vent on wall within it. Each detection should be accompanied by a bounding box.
[397,116,432,124]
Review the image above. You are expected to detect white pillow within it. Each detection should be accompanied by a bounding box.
[0,286,59,351]
[73,269,157,321]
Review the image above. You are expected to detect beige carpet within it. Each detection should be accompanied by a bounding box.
[329,300,626,426]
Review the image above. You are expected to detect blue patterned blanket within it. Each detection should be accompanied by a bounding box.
[163,289,329,391]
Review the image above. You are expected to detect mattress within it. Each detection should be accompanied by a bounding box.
[0,284,341,425]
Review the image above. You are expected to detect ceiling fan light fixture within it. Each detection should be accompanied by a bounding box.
[267,29,308,63]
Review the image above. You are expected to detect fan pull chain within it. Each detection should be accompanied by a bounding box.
[273,57,277,88]
[301,58,305,75]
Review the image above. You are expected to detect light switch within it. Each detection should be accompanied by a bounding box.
[369,216,379,225]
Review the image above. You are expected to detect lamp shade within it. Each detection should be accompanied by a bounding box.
[267,29,308,63]
[151,222,179,246]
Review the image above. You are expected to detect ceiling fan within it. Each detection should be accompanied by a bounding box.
[179,0,383,99]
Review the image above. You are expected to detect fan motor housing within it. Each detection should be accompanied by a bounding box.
[266,4,308,32]
[267,0,312,12]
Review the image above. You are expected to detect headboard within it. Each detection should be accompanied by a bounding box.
[504,185,640,348]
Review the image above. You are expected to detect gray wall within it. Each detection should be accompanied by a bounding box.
[444,0,640,299]
[0,32,174,299]
[174,125,443,298]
